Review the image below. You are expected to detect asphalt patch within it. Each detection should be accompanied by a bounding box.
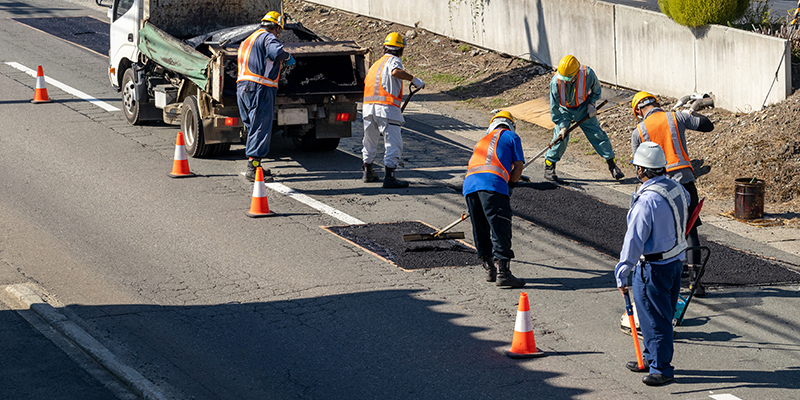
[511,182,800,287]
[11,16,109,56]
[325,221,478,271]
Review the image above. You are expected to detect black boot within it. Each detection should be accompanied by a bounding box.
[245,159,273,182]
[383,167,409,188]
[690,265,706,297]
[362,163,380,183]
[607,158,624,180]
[544,160,558,181]
[495,259,525,288]
[481,257,496,282]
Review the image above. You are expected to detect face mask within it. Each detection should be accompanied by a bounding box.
[557,72,575,82]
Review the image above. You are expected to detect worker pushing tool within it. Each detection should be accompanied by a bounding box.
[615,142,690,387]
[631,91,714,297]
[545,55,624,182]
[463,111,525,288]
[237,11,295,182]
[361,32,425,189]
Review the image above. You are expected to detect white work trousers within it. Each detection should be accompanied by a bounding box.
[362,114,403,169]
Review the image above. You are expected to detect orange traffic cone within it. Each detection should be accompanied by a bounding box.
[168,132,196,178]
[32,65,52,103]
[245,167,276,218]
[505,292,546,359]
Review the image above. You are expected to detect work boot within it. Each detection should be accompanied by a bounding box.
[495,259,525,288]
[362,163,380,183]
[689,265,706,297]
[626,359,650,373]
[245,158,273,182]
[383,167,409,189]
[607,158,624,180]
[544,160,558,181]
[481,257,496,282]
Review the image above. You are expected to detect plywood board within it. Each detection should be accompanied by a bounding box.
[502,97,555,130]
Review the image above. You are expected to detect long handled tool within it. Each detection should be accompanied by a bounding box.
[624,291,645,371]
[401,83,422,112]
[673,246,710,327]
[519,100,607,182]
[403,213,468,242]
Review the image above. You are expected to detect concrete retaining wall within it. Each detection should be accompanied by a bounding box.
[304,0,791,111]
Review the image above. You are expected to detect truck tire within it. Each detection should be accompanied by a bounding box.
[121,69,145,125]
[181,95,210,158]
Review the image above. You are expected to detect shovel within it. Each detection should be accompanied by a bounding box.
[403,213,468,242]
[519,99,608,182]
[401,83,423,112]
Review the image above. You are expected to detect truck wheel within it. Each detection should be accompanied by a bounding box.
[181,95,209,158]
[121,69,144,125]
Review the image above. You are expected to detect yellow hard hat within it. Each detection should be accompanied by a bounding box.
[489,110,516,131]
[383,32,405,48]
[261,11,284,29]
[557,55,580,79]
[631,91,657,116]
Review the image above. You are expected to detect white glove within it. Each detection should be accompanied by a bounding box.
[587,103,597,119]
[411,77,425,89]
[557,127,568,142]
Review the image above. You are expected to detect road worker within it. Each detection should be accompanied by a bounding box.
[615,142,689,386]
[545,55,623,182]
[463,111,525,288]
[237,11,294,182]
[631,92,714,296]
[361,32,425,189]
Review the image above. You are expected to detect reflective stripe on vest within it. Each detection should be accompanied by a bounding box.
[363,54,403,108]
[558,66,588,108]
[237,29,279,88]
[465,128,511,182]
[638,179,689,261]
[636,111,693,172]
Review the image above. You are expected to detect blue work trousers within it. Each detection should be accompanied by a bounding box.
[545,109,615,163]
[237,81,277,158]
[465,190,514,261]
[633,259,683,377]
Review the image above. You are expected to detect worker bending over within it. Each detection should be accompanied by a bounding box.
[631,92,714,296]
[545,55,623,182]
[615,142,689,387]
[237,11,294,182]
[361,32,425,189]
[463,111,525,288]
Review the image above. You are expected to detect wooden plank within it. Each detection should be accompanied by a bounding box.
[502,97,555,130]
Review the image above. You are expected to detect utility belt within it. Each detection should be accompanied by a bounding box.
[640,244,686,263]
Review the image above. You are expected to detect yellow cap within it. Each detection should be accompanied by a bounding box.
[557,55,580,79]
[261,11,284,29]
[383,32,405,48]
[631,91,657,116]
[489,110,516,131]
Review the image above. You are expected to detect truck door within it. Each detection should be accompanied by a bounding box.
[108,0,139,89]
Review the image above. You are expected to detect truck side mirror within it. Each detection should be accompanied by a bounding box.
[95,0,112,8]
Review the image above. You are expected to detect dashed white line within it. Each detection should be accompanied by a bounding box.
[5,61,120,112]
[710,394,743,400]
[266,182,365,225]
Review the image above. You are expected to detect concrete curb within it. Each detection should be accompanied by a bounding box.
[4,284,169,400]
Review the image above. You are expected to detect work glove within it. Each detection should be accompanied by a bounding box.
[507,180,517,196]
[557,126,568,142]
[587,102,597,119]
[285,54,296,67]
[411,77,425,89]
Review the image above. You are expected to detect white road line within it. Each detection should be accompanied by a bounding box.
[5,62,120,112]
[266,182,365,225]
[710,394,743,400]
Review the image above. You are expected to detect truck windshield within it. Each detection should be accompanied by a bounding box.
[114,0,134,21]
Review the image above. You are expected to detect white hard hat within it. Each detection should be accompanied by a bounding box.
[632,141,667,169]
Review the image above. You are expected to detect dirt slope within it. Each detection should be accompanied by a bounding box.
[285,0,800,223]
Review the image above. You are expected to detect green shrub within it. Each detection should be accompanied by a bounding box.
[659,0,751,27]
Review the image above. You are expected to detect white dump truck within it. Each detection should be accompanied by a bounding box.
[99,0,369,156]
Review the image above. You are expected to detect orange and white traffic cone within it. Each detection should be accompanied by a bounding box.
[505,292,546,359]
[245,167,276,218]
[168,132,196,178]
[31,65,52,104]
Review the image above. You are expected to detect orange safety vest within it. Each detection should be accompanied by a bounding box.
[237,29,280,88]
[363,54,403,108]
[558,66,588,108]
[465,128,511,182]
[637,111,693,172]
